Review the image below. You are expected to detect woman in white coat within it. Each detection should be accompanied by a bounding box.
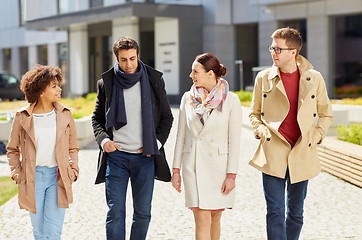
[171,53,242,240]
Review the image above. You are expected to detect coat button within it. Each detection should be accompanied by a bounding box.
[261,112,264,116]
[313,113,317,117]
[307,77,311,81]
[311,95,315,99]
[263,94,267,98]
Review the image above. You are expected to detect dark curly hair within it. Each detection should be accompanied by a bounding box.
[195,53,226,79]
[20,64,63,103]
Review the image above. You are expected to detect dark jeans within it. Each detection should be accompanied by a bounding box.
[105,150,155,240]
[262,170,308,240]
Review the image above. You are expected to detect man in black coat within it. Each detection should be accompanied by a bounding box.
[92,37,173,240]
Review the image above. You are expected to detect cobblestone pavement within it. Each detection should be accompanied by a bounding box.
[0,108,361,239]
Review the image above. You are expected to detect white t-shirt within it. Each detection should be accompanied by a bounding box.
[33,109,57,167]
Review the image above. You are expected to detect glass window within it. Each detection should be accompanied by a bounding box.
[19,0,26,26]
[345,15,362,37]
[90,0,103,8]
[38,45,48,66]
[334,14,362,98]
[3,49,11,73]
[20,47,28,76]
[58,0,70,14]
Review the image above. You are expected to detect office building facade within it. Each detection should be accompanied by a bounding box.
[0,0,361,102]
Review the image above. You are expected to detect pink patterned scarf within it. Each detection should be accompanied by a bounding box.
[189,79,229,124]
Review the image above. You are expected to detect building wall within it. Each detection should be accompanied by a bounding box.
[1,0,361,99]
[227,0,362,98]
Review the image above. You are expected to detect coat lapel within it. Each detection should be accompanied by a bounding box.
[19,104,36,147]
[101,68,114,107]
[297,55,315,111]
[20,114,36,147]
[54,102,70,144]
[298,73,315,111]
[185,103,204,137]
[199,109,219,136]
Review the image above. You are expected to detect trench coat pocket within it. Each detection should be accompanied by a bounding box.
[310,127,322,147]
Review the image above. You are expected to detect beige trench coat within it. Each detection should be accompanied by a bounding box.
[249,55,334,183]
[173,92,242,209]
[6,102,79,214]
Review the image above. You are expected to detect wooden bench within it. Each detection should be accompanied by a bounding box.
[317,137,362,188]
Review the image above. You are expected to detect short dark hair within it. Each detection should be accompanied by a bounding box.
[113,36,139,59]
[195,53,226,78]
[271,27,303,54]
[20,64,63,103]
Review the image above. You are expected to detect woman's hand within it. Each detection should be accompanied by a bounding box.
[221,178,235,195]
[171,173,182,193]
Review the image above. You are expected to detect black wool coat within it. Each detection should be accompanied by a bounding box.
[92,65,173,184]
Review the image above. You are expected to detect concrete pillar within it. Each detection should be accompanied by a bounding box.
[258,21,277,67]
[47,43,58,67]
[203,24,236,91]
[11,47,21,79]
[28,45,39,69]
[69,23,88,96]
[307,16,333,98]
[0,50,5,72]
[155,17,180,95]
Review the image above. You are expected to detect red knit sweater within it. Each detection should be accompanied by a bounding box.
[278,69,301,148]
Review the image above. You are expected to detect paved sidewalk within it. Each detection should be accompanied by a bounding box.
[0,108,361,239]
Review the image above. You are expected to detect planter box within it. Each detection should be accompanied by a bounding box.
[317,137,362,188]
[74,115,95,148]
[0,120,12,144]
[0,116,95,148]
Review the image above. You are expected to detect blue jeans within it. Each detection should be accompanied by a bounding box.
[29,166,66,240]
[105,150,155,240]
[262,170,308,240]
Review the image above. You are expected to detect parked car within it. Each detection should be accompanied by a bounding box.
[0,73,24,100]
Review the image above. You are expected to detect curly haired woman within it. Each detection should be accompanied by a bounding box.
[6,64,79,239]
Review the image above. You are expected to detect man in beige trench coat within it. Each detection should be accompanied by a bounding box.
[249,27,334,240]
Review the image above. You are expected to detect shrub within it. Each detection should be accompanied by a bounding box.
[0,93,96,120]
[85,92,97,102]
[331,97,362,105]
[336,124,362,145]
[59,93,96,119]
[233,90,253,107]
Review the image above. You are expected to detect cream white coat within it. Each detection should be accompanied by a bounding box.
[173,91,242,209]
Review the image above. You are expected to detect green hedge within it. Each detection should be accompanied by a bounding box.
[331,97,362,105]
[336,124,362,145]
[232,90,253,107]
[59,93,96,119]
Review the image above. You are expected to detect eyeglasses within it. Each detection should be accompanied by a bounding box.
[268,46,295,54]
